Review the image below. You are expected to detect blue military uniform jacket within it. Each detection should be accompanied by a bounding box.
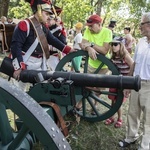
[10,18,70,69]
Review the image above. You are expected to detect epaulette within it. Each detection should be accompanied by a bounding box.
[18,20,29,32]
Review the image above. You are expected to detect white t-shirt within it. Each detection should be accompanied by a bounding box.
[133,37,150,80]
[73,33,82,50]
[124,33,133,49]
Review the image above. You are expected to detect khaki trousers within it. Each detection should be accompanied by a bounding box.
[126,80,150,150]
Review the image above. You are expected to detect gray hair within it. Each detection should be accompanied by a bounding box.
[1,16,7,21]
[142,12,150,21]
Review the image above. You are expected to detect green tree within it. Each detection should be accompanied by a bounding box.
[6,0,150,39]
[9,0,32,19]
[55,0,94,28]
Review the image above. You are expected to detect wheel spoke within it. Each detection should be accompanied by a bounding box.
[81,98,87,117]
[94,62,105,74]
[8,124,29,150]
[90,92,111,109]
[83,56,89,73]
[86,97,100,116]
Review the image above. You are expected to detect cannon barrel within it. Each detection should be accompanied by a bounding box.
[19,70,141,91]
[0,57,140,91]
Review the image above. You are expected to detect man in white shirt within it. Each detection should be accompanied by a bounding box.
[119,12,150,150]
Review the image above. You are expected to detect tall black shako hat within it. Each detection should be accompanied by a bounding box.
[25,0,53,14]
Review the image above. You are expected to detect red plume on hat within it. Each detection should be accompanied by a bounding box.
[52,5,62,16]
[25,0,52,13]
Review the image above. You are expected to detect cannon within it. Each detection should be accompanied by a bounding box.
[0,51,141,149]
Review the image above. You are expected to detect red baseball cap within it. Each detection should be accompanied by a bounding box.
[86,14,102,26]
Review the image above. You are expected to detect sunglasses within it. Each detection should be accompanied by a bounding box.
[111,43,119,46]
[140,21,150,26]
[86,19,93,23]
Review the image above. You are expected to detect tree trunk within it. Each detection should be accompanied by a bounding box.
[0,0,10,17]
[95,0,103,15]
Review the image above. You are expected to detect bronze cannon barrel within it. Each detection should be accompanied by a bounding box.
[19,70,141,91]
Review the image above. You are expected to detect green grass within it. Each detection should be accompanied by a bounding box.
[65,101,139,150]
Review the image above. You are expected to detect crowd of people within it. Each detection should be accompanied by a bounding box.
[0,16,15,24]
[0,0,150,149]
[79,12,150,150]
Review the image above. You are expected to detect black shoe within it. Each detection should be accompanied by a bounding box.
[119,140,136,148]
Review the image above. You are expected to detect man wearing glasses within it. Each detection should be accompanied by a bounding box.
[80,14,112,114]
[119,12,150,150]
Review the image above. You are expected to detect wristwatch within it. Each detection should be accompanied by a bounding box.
[90,42,95,47]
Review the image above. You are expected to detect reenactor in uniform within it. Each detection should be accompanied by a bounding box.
[11,0,74,82]
[49,16,67,45]
[46,7,67,70]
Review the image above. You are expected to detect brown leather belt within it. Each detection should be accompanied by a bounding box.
[31,54,43,58]
[39,101,69,137]
[22,52,43,58]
